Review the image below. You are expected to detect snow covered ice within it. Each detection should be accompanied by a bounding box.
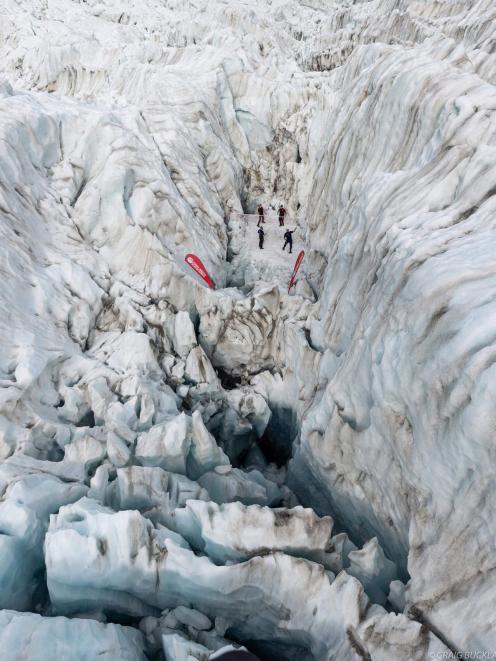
[0,0,495,658]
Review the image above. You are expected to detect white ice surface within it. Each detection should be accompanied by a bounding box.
[0,0,494,657]
[0,610,146,661]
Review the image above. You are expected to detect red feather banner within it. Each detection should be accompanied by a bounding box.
[184,254,215,289]
[288,250,305,293]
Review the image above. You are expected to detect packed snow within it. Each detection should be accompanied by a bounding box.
[0,0,495,658]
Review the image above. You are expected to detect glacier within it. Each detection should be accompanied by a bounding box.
[0,0,495,658]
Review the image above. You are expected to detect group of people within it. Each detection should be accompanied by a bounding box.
[256,204,286,227]
[256,203,295,253]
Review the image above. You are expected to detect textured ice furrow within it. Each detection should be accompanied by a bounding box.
[171,500,334,565]
[289,9,496,652]
[0,610,146,661]
[45,498,366,659]
[0,0,494,657]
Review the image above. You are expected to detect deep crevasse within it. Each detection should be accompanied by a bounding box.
[0,0,494,659]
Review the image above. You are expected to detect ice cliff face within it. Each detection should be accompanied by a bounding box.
[0,0,495,658]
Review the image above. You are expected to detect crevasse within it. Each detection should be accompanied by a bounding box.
[0,0,494,659]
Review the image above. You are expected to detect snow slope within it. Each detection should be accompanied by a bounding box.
[0,0,495,658]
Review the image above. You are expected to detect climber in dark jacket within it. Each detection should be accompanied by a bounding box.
[258,226,265,249]
[257,204,265,227]
[278,204,286,226]
[282,229,294,253]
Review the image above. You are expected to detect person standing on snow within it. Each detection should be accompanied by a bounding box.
[257,204,265,227]
[278,204,286,226]
[258,226,265,249]
[282,228,294,253]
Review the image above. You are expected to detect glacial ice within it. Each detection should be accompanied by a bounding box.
[0,457,87,611]
[110,466,205,512]
[0,610,146,661]
[171,500,334,565]
[197,467,283,507]
[136,414,192,474]
[162,634,212,661]
[347,537,398,606]
[46,496,370,657]
[173,606,212,632]
[0,0,494,657]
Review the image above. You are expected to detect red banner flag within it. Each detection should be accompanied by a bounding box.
[185,254,215,289]
[288,250,305,293]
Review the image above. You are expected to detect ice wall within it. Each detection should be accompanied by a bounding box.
[289,2,496,651]
[0,0,494,658]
